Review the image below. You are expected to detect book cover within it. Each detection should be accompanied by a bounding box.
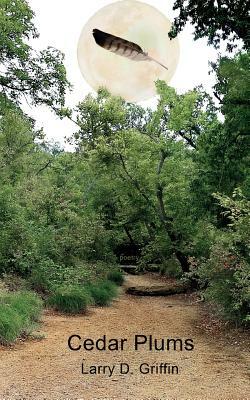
[0,1,249,399]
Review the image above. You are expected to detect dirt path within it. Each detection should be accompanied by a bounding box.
[0,274,249,400]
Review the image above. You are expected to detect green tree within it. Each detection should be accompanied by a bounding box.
[169,0,250,51]
[68,88,152,149]
[196,52,250,199]
[0,0,70,111]
[71,84,218,274]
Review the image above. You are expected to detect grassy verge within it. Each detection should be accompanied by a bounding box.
[0,265,124,340]
[86,280,118,306]
[31,262,124,313]
[0,291,43,345]
[47,285,92,314]
[107,269,124,286]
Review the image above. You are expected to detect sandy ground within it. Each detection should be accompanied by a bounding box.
[0,274,249,400]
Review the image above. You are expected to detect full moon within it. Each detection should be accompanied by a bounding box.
[77,0,179,102]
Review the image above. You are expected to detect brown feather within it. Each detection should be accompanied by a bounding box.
[92,29,168,70]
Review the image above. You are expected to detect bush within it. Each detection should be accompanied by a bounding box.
[200,252,250,325]
[196,190,250,326]
[197,232,250,325]
[4,291,43,323]
[159,258,182,278]
[29,260,71,293]
[47,285,92,314]
[107,269,124,286]
[86,280,118,306]
[29,259,106,294]
[0,305,24,343]
[101,280,118,297]
[0,291,43,344]
[2,274,30,292]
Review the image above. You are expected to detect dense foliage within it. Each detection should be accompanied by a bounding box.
[169,0,250,51]
[0,0,249,334]
[0,0,70,110]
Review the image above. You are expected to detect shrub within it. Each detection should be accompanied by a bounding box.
[197,190,250,326]
[29,259,103,294]
[197,232,250,325]
[4,291,43,323]
[2,274,30,292]
[47,285,92,314]
[159,258,182,278]
[107,269,124,286]
[29,260,69,293]
[101,280,118,297]
[86,280,118,306]
[0,291,43,344]
[200,252,250,325]
[0,305,24,343]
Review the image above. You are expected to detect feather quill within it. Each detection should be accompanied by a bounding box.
[92,29,168,70]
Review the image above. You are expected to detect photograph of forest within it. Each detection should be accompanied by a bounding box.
[0,0,249,398]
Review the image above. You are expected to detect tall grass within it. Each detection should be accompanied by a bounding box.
[86,280,118,306]
[0,291,43,344]
[47,285,92,314]
[107,270,124,286]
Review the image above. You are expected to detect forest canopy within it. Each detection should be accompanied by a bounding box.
[169,0,250,51]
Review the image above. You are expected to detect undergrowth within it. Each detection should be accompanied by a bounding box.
[0,291,43,344]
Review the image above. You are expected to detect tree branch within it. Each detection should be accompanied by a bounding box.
[177,130,197,148]
[36,159,52,175]
[118,153,154,208]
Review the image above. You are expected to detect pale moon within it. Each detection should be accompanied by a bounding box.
[77,0,179,102]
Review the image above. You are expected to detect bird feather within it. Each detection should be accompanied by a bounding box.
[92,29,168,70]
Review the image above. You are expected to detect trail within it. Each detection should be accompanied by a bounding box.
[0,274,249,400]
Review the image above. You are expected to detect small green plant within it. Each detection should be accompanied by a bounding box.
[86,280,118,306]
[0,291,43,344]
[107,269,124,286]
[47,285,92,314]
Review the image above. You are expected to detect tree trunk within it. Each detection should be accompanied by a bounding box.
[175,250,190,273]
[123,225,135,245]
[118,150,191,273]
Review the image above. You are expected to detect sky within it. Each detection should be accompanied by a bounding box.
[25,0,218,148]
